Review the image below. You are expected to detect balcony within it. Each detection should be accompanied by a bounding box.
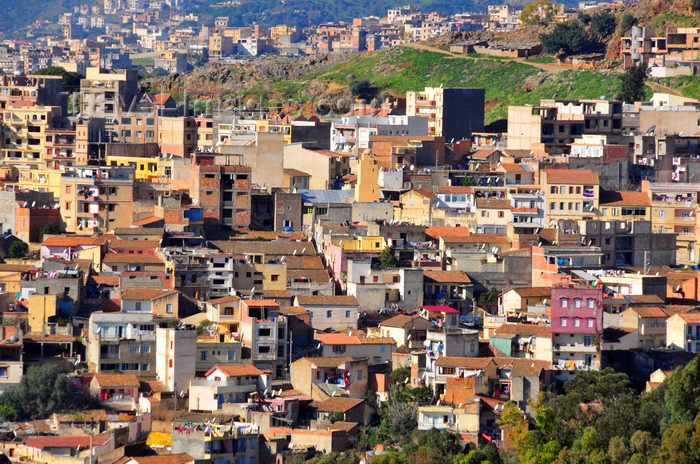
[554,344,598,353]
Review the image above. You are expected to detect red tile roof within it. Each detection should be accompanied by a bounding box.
[121,288,177,301]
[627,306,668,318]
[295,295,359,306]
[103,253,164,264]
[314,397,364,413]
[424,270,472,284]
[600,190,650,207]
[93,373,140,388]
[206,364,264,377]
[411,189,437,199]
[425,226,471,241]
[494,323,551,338]
[126,454,194,464]
[23,436,112,450]
[436,186,473,194]
[476,199,511,209]
[508,287,551,298]
[42,236,106,247]
[544,169,599,185]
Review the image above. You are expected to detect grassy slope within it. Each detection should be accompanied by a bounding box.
[270,47,627,126]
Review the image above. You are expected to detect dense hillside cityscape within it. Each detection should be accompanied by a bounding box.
[0,0,700,464]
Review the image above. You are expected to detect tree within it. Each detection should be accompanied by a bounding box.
[520,0,556,26]
[540,20,593,55]
[196,319,212,335]
[390,367,410,383]
[370,452,408,464]
[462,176,477,187]
[619,13,637,34]
[8,240,28,258]
[477,288,500,304]
[653,413,700,464]
[617,62,649,104]
[693,0,700,12]
[379,245,398,269]
[591,10,616,39]
[0,364,96,419]
[349,78,380,102]
[664,358,700,428]
[33,66,83,93]
[39,223,61,242]
[378,384,418,444]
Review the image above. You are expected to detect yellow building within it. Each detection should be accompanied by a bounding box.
[355,149,380,203]
[1,104,62,168]
[106,155,158,180]
[643,181,700,265]
[27,294,58,334]
[598,190,651,221]
[541,169,599,222]
[14,167,62,197]
[399,190,438,226]
[333,236,386,253]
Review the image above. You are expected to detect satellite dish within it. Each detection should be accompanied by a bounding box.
[250,287,256,295]
[410,165,415,171]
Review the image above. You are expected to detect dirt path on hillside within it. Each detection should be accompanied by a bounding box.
[405,41,683,96]
[403,42,561,73]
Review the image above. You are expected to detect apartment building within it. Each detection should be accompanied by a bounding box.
[86,311,157,378]
[643,181,700,265]
[189,153,252,234]
[239,299,287,378]
[507,99,623,154]
[550,285,603,375]
[80,67,139,118]
[0,74,66,110]
[159,116,197,157]
[283,144,351,190]
[541,169,599,222]
[406,87,485,142]
[59,166,135,234]
[1,103,62,167]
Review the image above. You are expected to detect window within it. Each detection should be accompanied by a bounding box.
[327,310,332,318]
[346,310,351,318]
[442,367,455,375]
[200,351,207,361]
[583,336,592,346]
[550,202,555,210]
[659,210,665,218]
[357,370,363,380]
[141,363,150,371]
[166,303,172,314]
[316,207,328,216]
[574,317,580,327]
[271,274,279,282]
[574,298,581,308]
[587,318,594,327]
[498,211,504,218]
[560,317,567,327]
[560,298,568,308]
[551,186,558,194]
[380,345,386,353]
[134,302,142,311]
[587,299,595,308]
[228,351,236,361]
[130,345,140,353]
[141,345,150,353]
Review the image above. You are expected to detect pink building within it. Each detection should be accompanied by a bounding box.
[550,285,603,374]
[326,242,380,291]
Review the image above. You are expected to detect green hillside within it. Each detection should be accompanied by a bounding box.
[244,46,634,129]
